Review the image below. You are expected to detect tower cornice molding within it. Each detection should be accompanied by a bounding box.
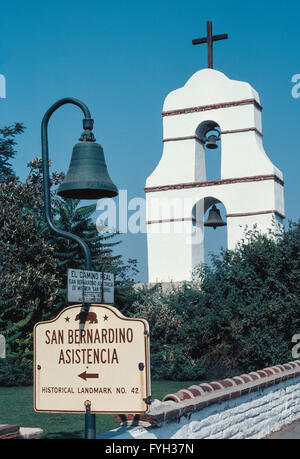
[162,98,262,117]
[145,174,284,193]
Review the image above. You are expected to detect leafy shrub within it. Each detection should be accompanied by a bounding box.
[131,222,300,380]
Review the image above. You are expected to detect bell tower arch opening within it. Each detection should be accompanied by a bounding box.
[192,196,227,268]
[196,120,221,181]
[204,200,227,266]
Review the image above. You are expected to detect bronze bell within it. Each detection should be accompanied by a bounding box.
[204,204,226,230]
[57,140,118,200]
[206,134,219,149]
[205,128,220,149]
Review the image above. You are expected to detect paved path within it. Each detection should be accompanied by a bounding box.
[265,420,300,439]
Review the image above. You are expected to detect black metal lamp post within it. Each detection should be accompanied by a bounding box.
[41,97,118,439]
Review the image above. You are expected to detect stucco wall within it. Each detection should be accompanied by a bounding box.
[98,361,300,440]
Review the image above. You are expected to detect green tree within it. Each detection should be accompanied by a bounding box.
[49,197,128,315]
[0,172,61,385]
[0,123,25,182]
[25,157,140,318]
[0,152,139,385]
[197,222,300,372]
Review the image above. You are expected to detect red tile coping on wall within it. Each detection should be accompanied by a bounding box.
[163,362,300,403]
[0,424,20,439]
[115,360,300,428]
[0,424,43,439]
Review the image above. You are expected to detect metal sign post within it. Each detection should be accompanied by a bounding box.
[40,98,118,438]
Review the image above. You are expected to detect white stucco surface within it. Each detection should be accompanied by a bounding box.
[162,69,260,112]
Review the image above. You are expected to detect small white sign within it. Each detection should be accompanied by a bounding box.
[67,269,114,304]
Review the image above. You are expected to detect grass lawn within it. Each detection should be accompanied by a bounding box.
[0,381,198,439]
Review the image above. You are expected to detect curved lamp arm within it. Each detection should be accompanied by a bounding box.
[41,97,93,270]
[41,98,97,439]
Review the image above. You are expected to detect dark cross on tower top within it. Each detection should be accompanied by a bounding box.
[192,21,228,69]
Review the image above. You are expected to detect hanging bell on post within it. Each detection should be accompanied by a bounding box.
[57,140,118,200]
[204,204,227,230]
[205,128,220,150]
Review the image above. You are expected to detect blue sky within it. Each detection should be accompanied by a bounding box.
[0,0,299,282]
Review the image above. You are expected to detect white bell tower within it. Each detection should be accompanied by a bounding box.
[145,67,285,283]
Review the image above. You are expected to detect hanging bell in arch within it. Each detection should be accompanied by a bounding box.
[57,140,118,200]
[204,204,227,230]
[205,128,220,150]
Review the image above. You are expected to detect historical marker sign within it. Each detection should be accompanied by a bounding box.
[67,269,114,304]
[34,304,150,414]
